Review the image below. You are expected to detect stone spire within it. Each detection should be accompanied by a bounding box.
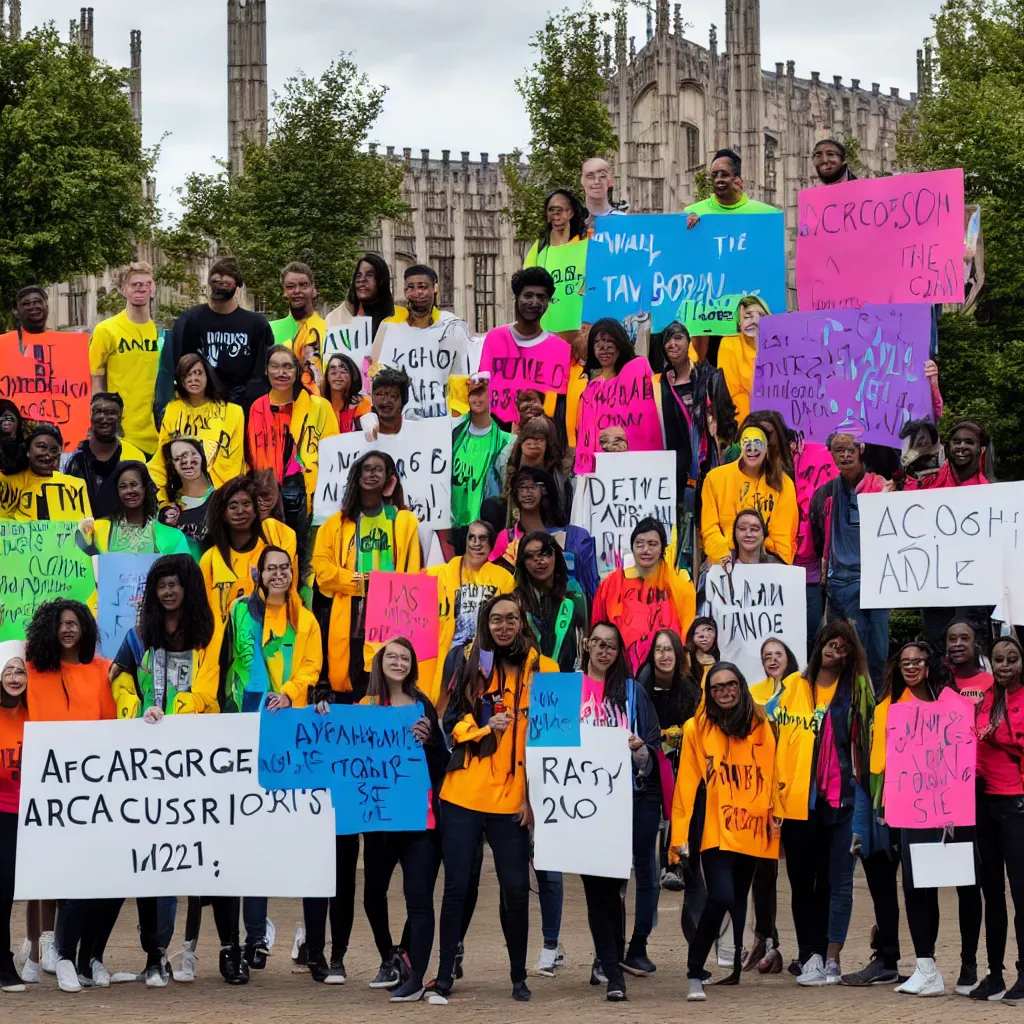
[657,0,670,35]
[2,0,22,40]
[614,4,627,67]
[724,0,764,194]
[129,30,142,126]
[76,7,94,55]
[227,0,268,177]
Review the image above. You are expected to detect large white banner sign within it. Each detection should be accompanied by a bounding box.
[527,725,632,879]
[16,715,336,899]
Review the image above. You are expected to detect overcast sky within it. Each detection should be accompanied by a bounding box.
[25,0,941,222]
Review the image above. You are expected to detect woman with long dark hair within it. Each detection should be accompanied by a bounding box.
[671,661,779,1001]
[523,189,587,267]
[326,254,396,337]
[774,619,874,985]
[427,594,557,1005]
[499,415,572,515]
[578,621,663,1001]
[157,438,214,551]
[321,353,373,433]
[584,318,637,380]
[357,638,447,1001]
[311,450,420,700]
[749,637,800,708]
[684,616,720,685]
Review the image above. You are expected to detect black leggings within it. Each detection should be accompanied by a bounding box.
[304,834,360,960]
[862,850,902,969]
[751,858,778,946]
[582,874,626,983]
[184,896,244,948]
[977,792,1024,976]
[0,812,15,961]
[55,898,123,974]
[687,847,757,979]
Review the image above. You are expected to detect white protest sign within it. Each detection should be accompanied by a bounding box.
[323,316,373,360]
[527,725,632,879]
[570,451,676,576]
[313,418,452,529]
[705,562,808,684]
[15,715,336,899]
[376,319,469,420]
[909,842,976,888]
[858,482,1024,609]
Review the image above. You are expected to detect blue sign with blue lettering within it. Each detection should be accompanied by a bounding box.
[582,212,787,333]
[528,673,583,746]
[258,703,430,834]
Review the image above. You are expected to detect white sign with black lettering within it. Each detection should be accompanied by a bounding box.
[570,451,676,576]
[312,418,453,529]
[858,483,1024,609]
[376,320,470,420]
[323,316,373,360]
[705,563,807,684]
[527,725,632,879]
[15,715,336,899]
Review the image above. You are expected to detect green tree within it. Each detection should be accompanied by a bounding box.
[174,57,404,316]
[503,2,619,241]
[0,27,153,324]
[897,0,1024,480]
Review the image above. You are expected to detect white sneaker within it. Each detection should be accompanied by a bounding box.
[290,926,305,961]
[89,959,111,988]
[915,959,945,997]
[535,947,558,977]
[174,940,197,983]
[797,954,828,986]
[55,959,82,993]
[824,958,842,984]
[40,932,56,975]
[264,917,276,950]
[688,977,707,1001]
[13,939,31,974]
[20,959,40,984]
[145,958,169,988]
[897,967,927,994]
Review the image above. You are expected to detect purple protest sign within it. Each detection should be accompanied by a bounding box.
[752,304,933,448]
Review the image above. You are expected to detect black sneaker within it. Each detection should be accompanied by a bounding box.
[590,959,607,985]
[0,951,25,993]
[369,958,401,989]
[1003,979,1024,1005]
[512,980,532,1002]
[841,956,899,986]
[219,946,249,986]
[787,959,803,976]
[970,973,1006,1001]
[243,944,268,971]
[955,964,979,996]
[454,942,465,980]
[308,953,329,983]
[324,957,346,985]
[391,974,426,1002]
[622,951,657,976]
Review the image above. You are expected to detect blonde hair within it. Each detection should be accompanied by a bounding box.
[120,261,154,287]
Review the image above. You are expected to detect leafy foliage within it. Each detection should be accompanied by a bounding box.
[0,27,153,325]
[503,3,619,241]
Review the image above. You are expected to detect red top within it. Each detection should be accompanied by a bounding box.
[977,686,1024,796]
[905,463,989,490]
[956,671,994,708]
[0,703,27,814]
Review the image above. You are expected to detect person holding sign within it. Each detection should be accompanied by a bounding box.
[701,425,797,566]
[812,139,857,185]
[973,636,1024,1004]
[773,621,874,986]
[904,418,993,493]
[0,425,91,522]
[149,354,245,493]
[321,353,373,433]
[685,149,779,221]
[593,517,696,673]
[670,662,779,1001]
[0,642,28,993]
[579,622,664,1000]
[155,438,214,552]
[696,509,780,612]
[358,639,447,1002]
[523,189,587,269]
[312,450,421,699]
[429,595,557,1005]
[368,366,411,438]
[325,254,396,336]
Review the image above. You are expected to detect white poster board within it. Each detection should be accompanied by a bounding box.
[859,482,1024,609]
[375,319,470,420]
[909,842,976,888]
[705,562,808,684]
[313,418,452,530]
[570,451,676,576]
[323,316,373,360]
[527,725,632,879]
[15,715,336,899]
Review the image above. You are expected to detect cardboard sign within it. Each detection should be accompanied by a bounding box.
[323,317,373,360]
[704,563,808,684]
[0,521,95,640]
[528,673,583,747]
[883,689,976,829]
[364,571,439,661]
[313,419,452,529]
[375,320,468,420]
[96,552,159,658]
[15,715,336,898]
[582,213,787,333]
[478,327,572,422]
[0,330,92,449]
[527,725,633,878]
[257,704,431,834]
[796,169,966,310]
[754,304,933,447]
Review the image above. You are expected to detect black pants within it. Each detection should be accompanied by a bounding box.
[862,851,901,968]
[751,858,779,946]
[687,847,757,979]
[680,785,707,943]
[0,812,15,960]
[184,896,241,948]
[363,830,441,976]
[55,898,123,973]
[581,874,626,984]
[977,792,1024,976]
[304,834,360,960]
[436,801,531,986]
[902,826,981,962]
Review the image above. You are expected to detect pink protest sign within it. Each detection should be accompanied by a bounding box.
[883,688,976,829]
[365,572,439,662]
[478,326,572,422]
[793,443,837,570]
[796,169,965,311]
[573,358,663,475]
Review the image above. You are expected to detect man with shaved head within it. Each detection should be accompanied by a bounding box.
[581,157,626,224]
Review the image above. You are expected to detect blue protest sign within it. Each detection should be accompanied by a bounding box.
[582,213,787,334]
[528,673,583,747]
[257,703,430,834]
[97,552,159,658]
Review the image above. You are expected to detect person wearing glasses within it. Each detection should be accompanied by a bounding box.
[808,431,890,692]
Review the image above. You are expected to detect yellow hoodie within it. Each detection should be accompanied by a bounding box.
[0,470,91,521]
[149,398,246,497]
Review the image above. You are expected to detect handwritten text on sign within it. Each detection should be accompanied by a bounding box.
[858,482,1024,608]
[883,690,976,828]
[323,316,373,360]
[794,444,838,571]
[796,168,965,310]
[313,419,452,529]
[704,563,808,685]
[528,673,583,746]
[15,715,335,899]
[478,328,572,423]
[375,320,467,420]
[365,571,439,661]
[582,213,786,333]
[753,304,933,447]
[257,704,430,834]
[97,552,159,658]
[0,521,95,640]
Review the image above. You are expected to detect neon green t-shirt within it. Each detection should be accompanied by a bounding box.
[684,194,779,215]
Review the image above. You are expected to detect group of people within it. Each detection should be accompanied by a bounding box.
[1,139,1019,1008]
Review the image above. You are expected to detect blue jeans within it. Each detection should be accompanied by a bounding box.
[630,796,662,944]
[535,870,563,948]
[806,583,825,659]
[242,897,268,947]
[827,580,890,696]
